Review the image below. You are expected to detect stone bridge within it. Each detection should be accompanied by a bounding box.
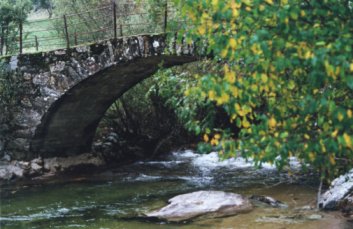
[0,34,198,160]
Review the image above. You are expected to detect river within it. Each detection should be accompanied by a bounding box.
[0,150,350,228]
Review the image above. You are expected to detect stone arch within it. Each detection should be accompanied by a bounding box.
[30,55,196,157]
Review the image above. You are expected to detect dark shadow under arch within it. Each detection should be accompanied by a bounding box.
[30,55,197,158]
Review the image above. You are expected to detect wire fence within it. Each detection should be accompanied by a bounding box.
[0,1,183,56]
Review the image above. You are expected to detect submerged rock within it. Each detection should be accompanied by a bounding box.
[146,190,253,222]
[43,153,105,173]
[256,213,322,224]
[250,195,288,208]
[319,169,353,210]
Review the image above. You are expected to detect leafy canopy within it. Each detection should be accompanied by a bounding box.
[172,0,353,179]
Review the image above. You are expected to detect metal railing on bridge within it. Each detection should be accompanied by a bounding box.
[0,1,183,56]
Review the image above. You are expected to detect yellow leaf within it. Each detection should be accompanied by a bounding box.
[251,84,258,92]
[348,109,352,118]
[184,89,190,96]
[335,66,341,76]
[265,0,273,5]
[214,134,221,139]
[337,112,344,122]
[343,133,352,149]
[203,134,209,142]
[350,63,353,72]
[230,86,239,97]
[220,49,228,58]
[210,138,219,146]
[321,142,327,153]
[304,50,313,59]
[309,152,315,161]
[300,10,306,17]
[237,109,246,117]
[229,38,237,49]
[242,117,250,128]
[232,8,240,17]
[208,90,216,100]
[269,117,277,129]
[198,26,206,35]
[261,74,268,83]
[329,154,336,165]
[304,134,310,140]
[331,129,339,138]
[216,92,230,105]
[241,0,252,6]
[211,0,218,6]
[225,70,236,83]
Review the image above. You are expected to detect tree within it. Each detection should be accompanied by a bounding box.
[172,0,353,181]
[32,0,54,18]
[0,0,32,55]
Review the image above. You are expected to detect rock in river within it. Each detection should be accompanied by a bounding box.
[146,190,253,222]
[250,195,288,208]
[319,168,353,210]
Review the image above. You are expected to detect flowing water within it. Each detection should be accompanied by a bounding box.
[0,150,351,229]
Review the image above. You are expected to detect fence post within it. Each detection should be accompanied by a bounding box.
[0,28,3,56]
[113,1,117,39]
[63,15,70,49]
[74,31,78,46]
[19,20,23,54]
[163,2,168,33]
[35,35,39,51]
[120,24,123,37]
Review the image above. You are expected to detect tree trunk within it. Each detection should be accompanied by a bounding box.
[4,28,9,55]
[0,27,4,56]
[317,178,323,209]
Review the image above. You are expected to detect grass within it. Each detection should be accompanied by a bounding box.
[4,2,181,56]
[23,18,69,53]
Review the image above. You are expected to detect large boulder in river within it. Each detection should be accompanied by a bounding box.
[319,169,353,210]
[146,190,253,222]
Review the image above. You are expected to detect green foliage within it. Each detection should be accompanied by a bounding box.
[32,0,54,17]
[171,0,353,180]
[52,0,168,41]
[150,61,226,135]
[149,60,242,157]
[0,62,22,109]
[0,0,32,24]
[0,0,32,54]
[143,0,184,32]
[98,78,158,138]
